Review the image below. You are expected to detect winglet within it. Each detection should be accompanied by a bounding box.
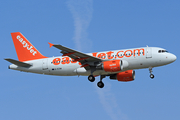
[48,42,54,48]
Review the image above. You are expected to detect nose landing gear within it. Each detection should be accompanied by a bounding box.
[149,67,154,79]
[150,74,154,79]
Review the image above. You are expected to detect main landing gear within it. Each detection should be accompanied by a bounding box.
[97,75,105,88]
[88,75,95,82]
[88,75,106,88]
[88,67,96,82]
[149,67,155,79]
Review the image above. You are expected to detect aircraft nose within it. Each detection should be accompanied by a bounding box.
[170,54,177,62]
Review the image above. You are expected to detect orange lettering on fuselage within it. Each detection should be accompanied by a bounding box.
[52,58,61,65]
[61,57,70,64]
[106,51,114,59]
[134,48,145,56]
[117,51,124,58]
[93,51,114,59]
[86,48,144,60]
[92,52,98,57]
[97,53,106,59]
[52,48,145,65]
[124,50,132,57]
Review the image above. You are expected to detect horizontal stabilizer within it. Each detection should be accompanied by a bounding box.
[4,58,32,67]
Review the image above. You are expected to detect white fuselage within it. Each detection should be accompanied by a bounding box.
[9,47,176,76]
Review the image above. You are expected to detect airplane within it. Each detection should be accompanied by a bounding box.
[5,32,177,88]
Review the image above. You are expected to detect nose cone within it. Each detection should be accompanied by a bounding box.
[171,54,177,62]
[169,54,177,63]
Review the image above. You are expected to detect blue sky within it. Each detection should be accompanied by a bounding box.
[0,0,179,120]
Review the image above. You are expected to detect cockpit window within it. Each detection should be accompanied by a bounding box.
[162,50,168,53]
[158,50,168,53]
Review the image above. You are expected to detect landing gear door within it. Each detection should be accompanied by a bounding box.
[42,59,48,70]
[146,47,152,58]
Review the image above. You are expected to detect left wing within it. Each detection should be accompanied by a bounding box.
[48,43,102,68]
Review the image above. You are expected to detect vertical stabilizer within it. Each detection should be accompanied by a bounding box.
[11,32,47,61]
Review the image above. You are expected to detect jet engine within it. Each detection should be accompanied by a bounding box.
[110,70,135,82]
[96,60,129,72]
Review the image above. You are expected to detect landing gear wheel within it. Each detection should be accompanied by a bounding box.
[149,67,155,79]
[97,81,104,88]
[150,74,154,79]
[88,75,95,82]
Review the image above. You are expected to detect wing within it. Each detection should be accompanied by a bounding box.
[48,43,102,69]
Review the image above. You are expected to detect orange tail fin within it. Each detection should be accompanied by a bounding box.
[11,32,47,62]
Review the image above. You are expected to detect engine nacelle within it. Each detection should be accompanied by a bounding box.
[103,60,122,72]
[96,60,129,72]
[110,70,135,82]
